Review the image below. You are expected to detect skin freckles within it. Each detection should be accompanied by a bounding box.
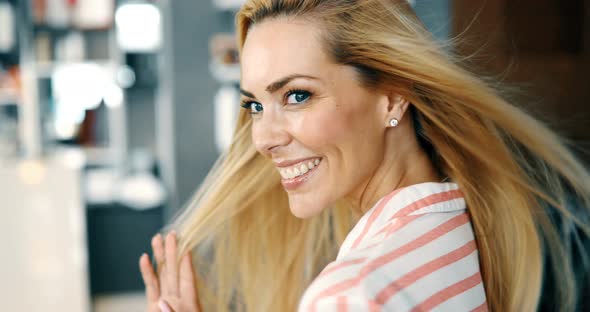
[240,18,439,218]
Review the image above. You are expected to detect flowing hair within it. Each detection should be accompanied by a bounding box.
[166,0,590,311]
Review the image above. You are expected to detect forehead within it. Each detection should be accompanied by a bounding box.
[240,18,332,87]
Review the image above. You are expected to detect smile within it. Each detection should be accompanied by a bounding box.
[278,158,321,179]
[277,158,322,190]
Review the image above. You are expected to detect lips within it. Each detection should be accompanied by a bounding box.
[277,157,322,191]
[277,158,321,179]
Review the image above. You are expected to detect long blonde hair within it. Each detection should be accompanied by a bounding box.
[168,1,590,311]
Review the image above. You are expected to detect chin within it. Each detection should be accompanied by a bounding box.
[288,202,325,219]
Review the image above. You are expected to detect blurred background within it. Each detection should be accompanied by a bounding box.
[0,0,587,311]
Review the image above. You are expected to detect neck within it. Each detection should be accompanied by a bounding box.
[346,138,441,215]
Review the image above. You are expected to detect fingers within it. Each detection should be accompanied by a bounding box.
[148,230,196,312]
[158,299,173,312]
[179,252,198,306]
[165,231,180,296]
[139,253,160,304]
[151,234,165,273]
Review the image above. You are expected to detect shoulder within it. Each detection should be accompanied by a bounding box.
[299,210,488,311]
[338,182,468,258]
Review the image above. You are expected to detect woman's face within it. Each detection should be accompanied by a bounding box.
[240,18,394,218]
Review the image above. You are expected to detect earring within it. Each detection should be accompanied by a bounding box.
[389,118,399,127]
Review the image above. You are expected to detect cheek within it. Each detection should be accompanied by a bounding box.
[297,101,377,146]
[250,122,263,152]
[290,99,382,166]
[292,107,350,148]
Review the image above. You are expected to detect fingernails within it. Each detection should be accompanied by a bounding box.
[166,231,177,242]
[158,299,172,312]
[151,234,160,246]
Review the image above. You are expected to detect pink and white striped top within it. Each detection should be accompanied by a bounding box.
[298,182,488,312]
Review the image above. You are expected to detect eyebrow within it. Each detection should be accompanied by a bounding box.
[239,74,319,98]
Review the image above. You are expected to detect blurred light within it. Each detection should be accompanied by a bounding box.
[52,62,114,140]
[72,0,114,29]
[54,122,79,140]
[52,63,109,111]
[116,173,167,210]
[54,99,86,124]
[103,84,124,108]
[85,168,117,204]
[56,148,86,170]
[17,160,47,186]
[214,85,239,152]
[116,65,136,88]
[115,3,162,52]
[0,3,15,51]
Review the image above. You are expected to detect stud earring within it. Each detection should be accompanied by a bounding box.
[389,118,399,127]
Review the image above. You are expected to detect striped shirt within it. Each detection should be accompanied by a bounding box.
[298,182,488,311]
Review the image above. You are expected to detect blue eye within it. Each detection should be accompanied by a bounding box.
[286,90,311,104]
[241,101,263,114]
[251,103,263,113]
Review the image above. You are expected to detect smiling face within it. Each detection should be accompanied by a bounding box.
[240,18,397,218]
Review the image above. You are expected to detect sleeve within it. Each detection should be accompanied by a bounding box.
[302,295,379,312]
[298,211,488,312]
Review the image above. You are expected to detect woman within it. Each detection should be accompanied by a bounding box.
[139,0,590,311]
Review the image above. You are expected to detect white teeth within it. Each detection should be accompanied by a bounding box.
[282,168,291,179]
[279,158,322,179]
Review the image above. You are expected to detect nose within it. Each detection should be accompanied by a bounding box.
[252,108,291,156]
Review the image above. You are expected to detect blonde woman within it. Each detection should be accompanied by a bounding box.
[138,0,590,311]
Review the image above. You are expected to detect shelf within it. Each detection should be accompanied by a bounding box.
[36,60,117,77]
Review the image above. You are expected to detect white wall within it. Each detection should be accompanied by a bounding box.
[0,152,90,312]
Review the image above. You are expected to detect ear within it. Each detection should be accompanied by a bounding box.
[381,92,410,126]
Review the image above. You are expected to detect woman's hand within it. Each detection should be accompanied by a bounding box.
[139,231,202,312]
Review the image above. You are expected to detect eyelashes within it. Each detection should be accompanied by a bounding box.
[240,101,262,115]
[286,89,312,105]
[241,101,264,114]
[240,89,313,115]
